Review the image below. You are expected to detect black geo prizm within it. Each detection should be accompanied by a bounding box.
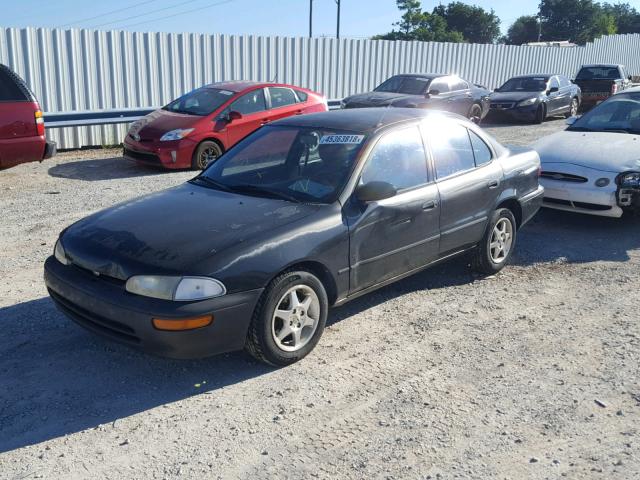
[45,108,543,366]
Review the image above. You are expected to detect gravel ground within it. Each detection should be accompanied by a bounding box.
[1,118,638,479]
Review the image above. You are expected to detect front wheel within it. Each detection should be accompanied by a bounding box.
[245,271,328,366]
[192,141,223,170]
[468,104,483,124]
[533,104,546,124]
[472,208,517,275]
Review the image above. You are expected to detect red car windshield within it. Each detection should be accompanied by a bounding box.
[195,126,366,203]
[163,88,235,116]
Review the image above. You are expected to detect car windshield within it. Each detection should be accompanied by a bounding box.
[194,126,366,203]
[498,77,548,92]
[568,93,640,134]
[163,88,235,116]
[576,66,620,80]
[374,76,431,95]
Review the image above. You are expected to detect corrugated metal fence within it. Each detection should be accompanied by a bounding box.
[1,27,640,149]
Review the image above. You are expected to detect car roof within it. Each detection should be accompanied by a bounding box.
[579,64,623,68]
[271,108,461,134]
[201,81,308,92]
[390,73,446,79]
[511,74,553,79]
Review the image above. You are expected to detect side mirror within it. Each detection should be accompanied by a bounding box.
[428,89,440,96]
[571,79,576,84]
[547,87,559,95]
[227,111,243,122]
[565,116,579,126]
[629,75,633,81]
[493,88,499,92]
[355,181,397,203]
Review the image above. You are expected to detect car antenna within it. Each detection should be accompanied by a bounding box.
[271,74,277,83]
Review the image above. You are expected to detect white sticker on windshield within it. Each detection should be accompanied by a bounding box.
[219,90,234,96]
[319,134,365,145]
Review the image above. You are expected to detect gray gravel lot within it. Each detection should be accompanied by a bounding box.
[1,118,638,479]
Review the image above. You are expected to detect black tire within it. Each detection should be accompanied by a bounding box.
[472,208,517,275]
[533,104,546,124]
[468,103,483,124]
[565,98,579,118]
[245,270,328,366]
[192,140,223,170]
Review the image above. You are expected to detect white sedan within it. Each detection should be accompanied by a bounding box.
[533,87,640,217]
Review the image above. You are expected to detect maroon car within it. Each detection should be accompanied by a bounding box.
[0,64,56,170]
[123,81,328,170]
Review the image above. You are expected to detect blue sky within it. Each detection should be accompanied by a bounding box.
[5,0,547,37]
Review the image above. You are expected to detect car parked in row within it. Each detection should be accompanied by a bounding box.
[573,64,632,110]
[340,73,491,124]
[488,74,581,124]
[123,81,327,170]
[534,87,640,217]
[0,64,56,170]
[46,108,543,366]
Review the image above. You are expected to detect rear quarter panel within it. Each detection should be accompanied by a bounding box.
[497,146,541,203]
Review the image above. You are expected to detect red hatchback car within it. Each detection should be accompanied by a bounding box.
[123,81,328,170]
[0,64,56,170]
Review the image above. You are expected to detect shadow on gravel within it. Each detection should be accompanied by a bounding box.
[48,157,182,181]
[514,208,640,264]
[0,298,273,453]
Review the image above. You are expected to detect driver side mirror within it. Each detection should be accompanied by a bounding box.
[355,181,397,203]
[227,111,243,122]
[493,88,500,92]
[547,87,559,95]
[427,89,440,96]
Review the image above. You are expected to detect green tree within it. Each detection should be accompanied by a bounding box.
[590,12,618,39]
[504,15,541,45]
[433,2,502,43]
[601,2,640,34]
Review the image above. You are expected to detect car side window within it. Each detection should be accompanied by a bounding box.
[450,78,469,92]
[559,76,571,88]
[0,67,28,102]
[430,123,476,179]
[360,127,429,191]
[549,77,560,90]
[429,78,450,94]
[268,87,298,109]
[229,89,267,115]
[294,90,308,102]
[468,130,492,166]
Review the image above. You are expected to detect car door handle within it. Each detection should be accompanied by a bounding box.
[487,180,500,189]
[422,200,438,210]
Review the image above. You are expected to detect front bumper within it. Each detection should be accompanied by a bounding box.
[44,256,263,359]
[488,103,538,122]
[540,177,622,217]
[122,136,196,169]
[43,140,57,159]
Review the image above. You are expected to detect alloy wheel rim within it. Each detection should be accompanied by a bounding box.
[470,106,482,124]
[199,147,219,169]
[271,285,320,352]
[489,218,513,264]
[571,100,578,116]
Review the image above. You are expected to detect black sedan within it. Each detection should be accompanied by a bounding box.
[489,74,581,124]
[340,74,491,124]
[45,109,543,366]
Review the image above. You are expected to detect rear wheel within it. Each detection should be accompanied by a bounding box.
[565,98,579,118]
[472,208,517,275]
[468,104,483,124]
[534,104,546,124]
[192,141,222,170]
[245,271,328,366]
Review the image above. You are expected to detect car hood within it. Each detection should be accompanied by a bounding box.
[533,130,640,173]
[344,91,422,107]
[131,109,202,139]
[490,91,542,102]
[61,183,319,280]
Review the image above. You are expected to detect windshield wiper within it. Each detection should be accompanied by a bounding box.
[567,126,593,132]
[189,176,233,192]
[227,184,301,203]
[601,128,634,134]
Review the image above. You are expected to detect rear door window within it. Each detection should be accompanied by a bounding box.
[430,123,476,179]
[549,76,560,90]
[268,87,298,109]
[229,89,267,115]
[429,78,451,95]
[450,78,469,92]
[294,90,308,102]
[469,130,493,166]
[0,67,28,102]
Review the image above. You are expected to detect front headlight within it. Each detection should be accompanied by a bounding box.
[125,275,226,301]
[517,97,538,107]
[617,171,640,188]
[160,128,195,142]
[54,239,70,265]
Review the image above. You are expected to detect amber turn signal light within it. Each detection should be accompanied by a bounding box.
[152,315,213,331]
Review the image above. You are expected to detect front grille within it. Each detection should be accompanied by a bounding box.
[540,171,588,183]
[123,147,160,163]
[49,288,141,344]
[490,102,515,109]
[544,197,612,211]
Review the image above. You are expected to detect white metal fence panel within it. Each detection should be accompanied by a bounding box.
[1,27,639,149]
